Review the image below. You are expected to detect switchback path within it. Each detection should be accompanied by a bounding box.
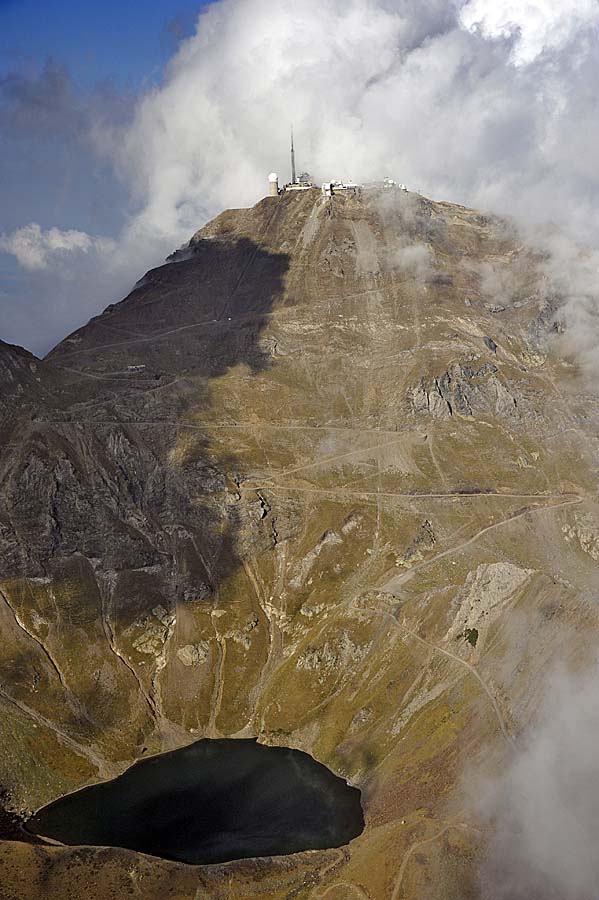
[390,821,478,900]
[386,619,515,747]
[384,493,583,590]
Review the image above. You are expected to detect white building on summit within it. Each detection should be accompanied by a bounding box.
[267,134,409,197]
[321,180,360,197]
[268,173,279,196]
[266,132,314,195]
[284,130,314,191]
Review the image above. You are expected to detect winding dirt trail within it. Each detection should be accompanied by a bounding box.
[0,688,115,778]
[257,484,581,509]
[309,847,370,900]
[391,620,514,747]
[261,436,411,483]
[312,881,371,899]
[390,822,477,900]
[385,493,583,590]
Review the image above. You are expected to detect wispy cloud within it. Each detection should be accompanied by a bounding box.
[476,664,599,900]
[0,223,115,270]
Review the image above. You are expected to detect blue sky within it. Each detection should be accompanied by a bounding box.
[0,0,209,234]
[0,0,207,89]
[0,0,210,352]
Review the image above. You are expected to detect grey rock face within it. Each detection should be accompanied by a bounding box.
[409,360,517,421]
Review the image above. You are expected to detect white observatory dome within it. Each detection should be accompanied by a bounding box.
[268,173,278,182]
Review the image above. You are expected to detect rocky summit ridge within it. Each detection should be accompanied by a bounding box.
[1,186,599,899]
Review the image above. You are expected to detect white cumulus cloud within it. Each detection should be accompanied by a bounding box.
[103,0,599,256]
[2,0,599,360]
[0,223,114,270]
[460,0,599,64]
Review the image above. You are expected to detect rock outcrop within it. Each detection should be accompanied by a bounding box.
[410,361,519,421]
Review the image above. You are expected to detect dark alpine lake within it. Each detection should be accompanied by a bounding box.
[27,738,364,865]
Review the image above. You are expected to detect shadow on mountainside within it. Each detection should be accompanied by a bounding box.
[0,235,291,800]
[2,234,289,575]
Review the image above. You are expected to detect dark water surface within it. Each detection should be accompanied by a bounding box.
[27,739,364,864]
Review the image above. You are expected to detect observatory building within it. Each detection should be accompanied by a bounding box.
[268,173,279,196]
[267,133,409,197]
[266,132,314,196]
[285,130,313,191]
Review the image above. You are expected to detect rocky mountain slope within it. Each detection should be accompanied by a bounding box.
[1,186,599,899]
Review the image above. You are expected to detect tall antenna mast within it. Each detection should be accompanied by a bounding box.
[291,126,297,185]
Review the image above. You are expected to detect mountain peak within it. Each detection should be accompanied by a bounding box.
[1,188,596,899]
